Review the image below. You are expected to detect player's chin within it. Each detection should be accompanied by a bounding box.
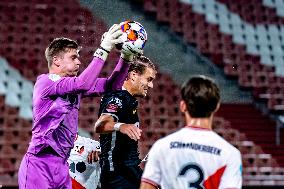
[73,70,79,76]
[142,90,148,97]
[134,90,148,98]
[67,72,77,77]
[134,92,146,98]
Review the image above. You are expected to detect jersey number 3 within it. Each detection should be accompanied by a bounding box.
[179,163,204,189]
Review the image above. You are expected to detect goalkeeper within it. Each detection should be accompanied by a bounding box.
[18,24,135,189]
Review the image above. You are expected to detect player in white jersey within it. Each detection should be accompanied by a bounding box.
[140,75,242,189]
[68,134,101,189]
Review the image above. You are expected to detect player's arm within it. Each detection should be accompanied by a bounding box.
[82,58,130,97]
[219,149,243,189]
[105,50,135,91]
[42,24,124,96]
[140,141,161,189]
[82,42,137,97]
[95,114,141,141]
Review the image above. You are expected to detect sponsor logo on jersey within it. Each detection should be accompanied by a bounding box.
[106,104,119,112]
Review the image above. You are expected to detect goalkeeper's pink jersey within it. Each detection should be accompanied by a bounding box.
[142,126,242,189]
[27,56,129,159]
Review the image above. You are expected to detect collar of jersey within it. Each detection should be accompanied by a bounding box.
[120,89,138,104]
[184,125,212,131]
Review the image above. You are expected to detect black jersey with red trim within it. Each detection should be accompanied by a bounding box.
[98,90,140,171]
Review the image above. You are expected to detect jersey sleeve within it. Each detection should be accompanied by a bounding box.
[100,95,124,122]
[82,58,130,97]
[141,141,162,188]
[219,149,242,189]
[41,56,105,97]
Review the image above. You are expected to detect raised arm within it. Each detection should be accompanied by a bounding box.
[82,45,137,97]
[105,57,130,91]
[41,24,124,97]
[82,57,130,97]
[103,49,135,91]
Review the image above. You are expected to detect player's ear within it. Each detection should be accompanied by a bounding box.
[179,100,187,113]
[52,56,61,67]
[213,102,220,113]
[130,71,138,82]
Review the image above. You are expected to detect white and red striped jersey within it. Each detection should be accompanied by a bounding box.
[142,126,242,189]
[68,135,101,189]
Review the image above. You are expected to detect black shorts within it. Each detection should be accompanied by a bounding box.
[100,166,143,189]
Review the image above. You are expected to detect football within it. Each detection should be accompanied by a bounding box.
[118,20,147,55]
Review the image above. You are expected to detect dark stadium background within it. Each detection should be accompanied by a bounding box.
[1,0,284,188]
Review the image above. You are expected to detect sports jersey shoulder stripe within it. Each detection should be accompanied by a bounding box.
[141,178,160,188]
[203,165,226,189]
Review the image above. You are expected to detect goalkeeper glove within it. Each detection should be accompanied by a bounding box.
[100,24,124,52]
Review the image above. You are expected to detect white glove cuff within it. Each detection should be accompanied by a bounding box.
[93,48,109,61]
[114,122,123,131]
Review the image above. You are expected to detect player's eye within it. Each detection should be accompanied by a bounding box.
[71,55,78,60]
[148,78,153,82]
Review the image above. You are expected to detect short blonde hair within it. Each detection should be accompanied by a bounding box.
[45,37,78,68]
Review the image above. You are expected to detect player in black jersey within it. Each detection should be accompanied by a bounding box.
[95,56,157,189]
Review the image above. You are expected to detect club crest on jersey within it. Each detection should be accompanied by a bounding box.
[106,97,122,112]
[106,104,119,112]
[74,145,85,154]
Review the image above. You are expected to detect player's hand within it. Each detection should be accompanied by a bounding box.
[87,150,100,164]
[121,46,143,56]
[121,48,143,62]
[119,124,142,141]
[100,24,124,52]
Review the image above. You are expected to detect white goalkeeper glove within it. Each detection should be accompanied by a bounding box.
[94,24,124,60]
[100,24,124,52]
[120,47,143,62]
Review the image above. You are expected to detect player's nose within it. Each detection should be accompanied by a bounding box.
[76,59,82,65]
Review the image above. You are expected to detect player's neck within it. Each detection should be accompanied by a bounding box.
[123,82,135,96]
[49,67,64,77]
[185,114,213,130]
